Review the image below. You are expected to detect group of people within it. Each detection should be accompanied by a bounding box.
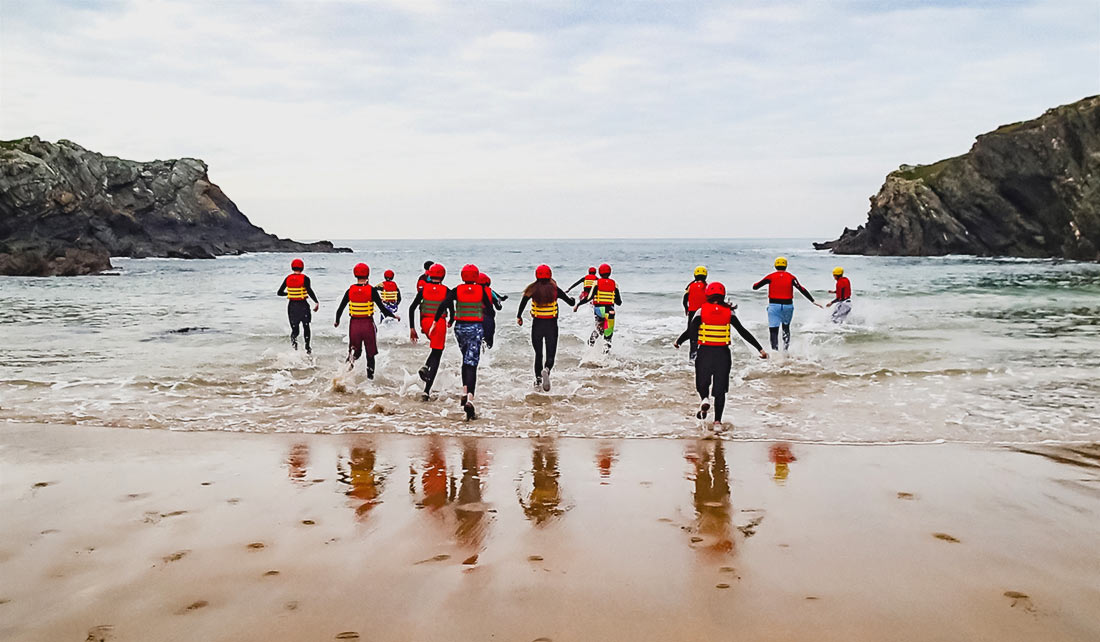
[276,256,853,428]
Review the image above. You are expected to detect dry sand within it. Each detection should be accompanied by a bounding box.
[1,422,1098,641]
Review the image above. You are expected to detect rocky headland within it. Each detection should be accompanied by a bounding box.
[818,96,1100,260]
[0,137,348,276]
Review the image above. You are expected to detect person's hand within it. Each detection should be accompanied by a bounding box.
[395,315,402,322]
[685,310,690,317]
[814,302,825,309]
[313,303,320,312]
[673,342,680,349]
[516,318,524,326]
[573,305,580,313]
[410,328,419,343]
[333,321,339,328]
[448,320,454,328]
[826,301,833,308]
[759,349,768,359]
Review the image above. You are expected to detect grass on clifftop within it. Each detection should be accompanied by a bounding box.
[893,155,961,183]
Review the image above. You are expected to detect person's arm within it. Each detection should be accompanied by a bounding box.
[793,277,822,307]
[434,289,455,322]
[674,316,703,347]
[565,276,586,292]
[752,276,769,290]
[682,287,690,313]
[407,291,423,329]
[557,288,576,307]
[373,288,396,319]
[304,276,320,310]
[491,290,503,311]
[395,286,402,306]
[277,276,288,297]
[614,288,622,306]
[334,290,350,326]
[730,314,766,354]
[516,294,531,321]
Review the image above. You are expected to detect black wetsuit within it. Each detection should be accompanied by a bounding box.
[482,290,505,349]
[517,286,576,381]
[676,309,762,422]
[277,274,319,351]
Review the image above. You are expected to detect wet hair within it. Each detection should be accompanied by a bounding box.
[707,294,727,304]
[424,261,434,270]
[524,278,558,305]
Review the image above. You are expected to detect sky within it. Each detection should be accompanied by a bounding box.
[1,0,1097,240]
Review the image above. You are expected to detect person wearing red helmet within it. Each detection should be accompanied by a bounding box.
[574,263,621,351]
[334,262,398,377]
[276,258,320,354]
[565,266,599,299]
[682,266,709,363]
[477,273,507,350]
[379,269,402,318]
[408,263,450,400]
[434,264,493,420]
[516,264,576,391]
[674,281,767,430]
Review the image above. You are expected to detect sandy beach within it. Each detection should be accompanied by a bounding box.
[1,424,1098,641]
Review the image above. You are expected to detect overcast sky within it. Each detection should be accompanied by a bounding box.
[2,1,1097,240]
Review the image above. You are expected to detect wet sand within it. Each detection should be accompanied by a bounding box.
[1,423,1098,642]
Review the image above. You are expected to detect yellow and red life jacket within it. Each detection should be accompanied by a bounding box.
[698,303,732,346]
[593,278,616,305]
[686,280,707,312]
[583,275,597,290]
[530,299,559,319]
[285,273,308,300]
[348,284,375,317]
[454,283,484,322]
[419,282,448,332]
[380,280,399,303]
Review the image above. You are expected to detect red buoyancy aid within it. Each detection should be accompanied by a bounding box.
[698,303,733,346]
[285,273,307,300]
[766,271,796,300]
[419,282,448,333]
[583,275,597,289]
[686,280,707,312]
[835,276,852,301]
[593,278,617,305]
[454,284,485,322]
[348,284,374,317]
[380,280,399,303]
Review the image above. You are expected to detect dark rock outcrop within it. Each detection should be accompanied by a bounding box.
[818,96,1100,260]
[0,137,349,276]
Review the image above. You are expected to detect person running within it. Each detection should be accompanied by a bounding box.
[416,261,435,292]
[334,263,397,377]
[682,265,709,362]
[478,273,506,349]
[565,266,599,299]
[574,263,621,351]
[408,263,450,400]
[516,264,576,392]
[826,266,853,324]
[276,258,319,354]
[379,269,402,319]
[434,264,493,420]
[674,282,767,430]
[752,256,822,351]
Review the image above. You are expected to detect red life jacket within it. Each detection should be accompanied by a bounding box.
[766,271,796,301]
[698,303,733,346]
[380,280,399,303]
[686,280,707,312]
[835,277,852,301]
[454,283,484,322]
[285,273,307,300]
[419,282,448,333]
[593,278,616,305]
[348,284,374,317]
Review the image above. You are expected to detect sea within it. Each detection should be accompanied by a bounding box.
[2,239,1098,444]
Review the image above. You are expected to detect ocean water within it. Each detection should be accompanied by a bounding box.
[1,239,1098,444]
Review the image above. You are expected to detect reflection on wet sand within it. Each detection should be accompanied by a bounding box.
[519,438,566,526]
[769,443,797,485]
[337,440,388,521]
[285,442,310,485]
[596,442,617,485]
[405,438,495,559]
[455,440,492,551]
[686,440,733,555]
[410,437,453,511]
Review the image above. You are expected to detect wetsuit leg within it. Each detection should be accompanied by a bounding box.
[366,354,376,378]
[768,327,780,351]
[424,348,443,394]
[544,320,559,371]
[694,357,712,401]
[711,347,731,422]
[289,300,311,349]
[781,323,791,350]
[483,316,496,349]
[687,310,698,360]
[532,324,545,379]
[302,321,312,352]
[461,364,477,395]
[290,318,300,348]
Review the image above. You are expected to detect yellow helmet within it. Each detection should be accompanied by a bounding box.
[832,266,844,276]
[774,256,788,268]
[693,265,708,277]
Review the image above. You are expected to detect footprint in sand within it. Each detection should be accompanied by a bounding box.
[177,600,208,614]
[32,481,55,489]
[161,510,188,518]
[85,624,113,641]
[932,532,961,543]
[334,632,360,640]
[162,550,189,563]
[414,554,450,565]
[463,555,478,565]
[716,583,731,589]
[264,570,280,577]
[0,598,10,605]
[301,520,316,526]
[527,555,544,562]
[1004,591,1036,612]
[247,542,266,550]
[226,498,241,504]
[285,601,299,611]
[897,492,916,500]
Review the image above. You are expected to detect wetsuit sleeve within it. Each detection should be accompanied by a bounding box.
[730,314,764,352]
[614,288,622,306]
[676,315,702,345]
[792,277,815,303]
[335,290,350,324]
[491,291,503,311]
[434,289,455,322]
[516,294,531,319]
[304,276,319,303]
[407,291,423,328]
[682,286,690,312]
[556,288,576,307]
[277,277,288,297]
[395,286,402,306]
[566,276,586,291]
[752,277,770,290]
[372,288,396,318]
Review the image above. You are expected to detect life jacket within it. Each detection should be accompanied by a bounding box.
[416,273,429,292]
[380,280,399,303]
[766,271,796,301]
[593,278,616,305]
[348,284,375,317]
[530,299,559,319]
[686,280,707,312]
[583,275,597,290]
[835,277,852,301]
[285,273,307,300]
[419,282,448,332]
[454,283,484,322]
[698,303,732,346]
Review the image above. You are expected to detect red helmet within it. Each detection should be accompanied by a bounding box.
[383,269,395,280]
[478,273,491,286]
[290,258,304,270]
[461,264,480,283]
[598,263,611,276]
[706,282,726,297]
[535,264,552,279]
[428,263,446,279]
[353,263,369,278]
[588,266,597,274]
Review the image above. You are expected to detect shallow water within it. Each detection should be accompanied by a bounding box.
[2,239,1099,443]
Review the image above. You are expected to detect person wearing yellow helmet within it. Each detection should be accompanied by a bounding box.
[827,266,853,324]
[752,256,823,350]
[682,266,709,362]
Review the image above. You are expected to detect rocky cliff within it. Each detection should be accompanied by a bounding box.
[0,137,349,276]
[818,96,1100,260]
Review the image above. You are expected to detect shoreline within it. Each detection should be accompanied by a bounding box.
[2,423,1098,641]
